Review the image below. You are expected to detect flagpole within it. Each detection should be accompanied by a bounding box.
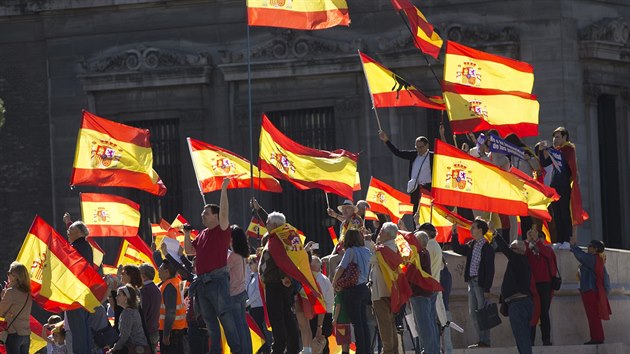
[357,50,382,131]
[396,11,442,89]
[324,192,330,209]
[247,23,255,193]
[429,202,433,224]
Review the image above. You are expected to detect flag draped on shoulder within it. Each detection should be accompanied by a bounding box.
[391,0,443,59]
[188,137,282,194]
[365,177,413,222]
[259,114,358,199]
[431,139,529,216]
[70,111,167,196]
[442,82,539,137]
[417,194,472,243]
[267,223,326,315]
[247,0,350,30]
[359,52,444,110]
[396,232,443,292]
[80,193,140,237]
[375,244,412,312]
[16,216,108,313]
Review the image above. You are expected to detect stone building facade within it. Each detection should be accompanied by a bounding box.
[1,0,629,272]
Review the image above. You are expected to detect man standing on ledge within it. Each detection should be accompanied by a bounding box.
[184,178,242,353]
[378,130,433,213]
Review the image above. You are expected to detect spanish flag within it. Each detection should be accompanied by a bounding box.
[417,194,472,243]
[365,177,414,223]
[359,52,445,110]
[444,41,534,93]
[391,0,443,59]
[396,232,443,292]
[247,216,268,238]
[218,313,267,353]
[259,114,358,200]
[431,139,529,216]
[87,237,105,267]
[247,0,350,30]
[510,167,559,221]
[102,264,118,276]
[70,111,167,196]
[375,244,412,312]
[80,193,140,237]
[115,235,159,282]
[16,216,108,313]
[29,315,47,354]
[443,81,539,137]
[268,223,326,315]
[188,137,282,194]
[327,226,339,246]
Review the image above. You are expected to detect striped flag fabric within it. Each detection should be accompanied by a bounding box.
[365,177,414,222]
[80,193,140,237]
[115,235,159,282]
[417,194,472,243]
[442,82,540,138]
[431,139,529,216]
[102,264,118,276]
[259,114,358,200]
[444,41,534,93]
[327,226,339,246]
[218,313,267,353]
[396,232,443,292]
[87,237,105,267]
[247,0,350,30]
[29,315,47,354]
[16,216,108,313]
[391,0,442,58]
[70,111,167,196]
[510,167,559,221]
[247,216,268,238]
[188,137,282,194]
[359,52,445,110]
[375,244,412,312]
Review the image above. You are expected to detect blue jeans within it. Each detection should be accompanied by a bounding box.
[196,268,242,354]
[187,319,209,354]
[409,296,439,354]
[231,290,252,354]
[341,283,371,354]
[468,278,490,345]
[508,297,533,354]
[5,334,29,354]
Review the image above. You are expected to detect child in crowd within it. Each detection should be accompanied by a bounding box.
[43,315,68,354]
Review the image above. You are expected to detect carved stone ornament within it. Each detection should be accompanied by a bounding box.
[80,45,210,74]
[579,17,630,45]
[220,29,367,64]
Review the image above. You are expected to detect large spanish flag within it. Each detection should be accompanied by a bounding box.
[268,223,326,315]
[70,111,167,196]
[359,52,444,110]
[16,216,108,313]
[510,167,559,221]
[444,41,534,93]
[375,244,412,312]
[392,0,443,59]
[80,193,140,237]
[431,139,529,215]
[188,137,281,194]
[365,177,414,223]
[259,114,358,200]
[442,82,539,137]
[247,0,350,30]
[417,194,472,243]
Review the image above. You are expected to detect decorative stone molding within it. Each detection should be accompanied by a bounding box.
[579,17,630,45]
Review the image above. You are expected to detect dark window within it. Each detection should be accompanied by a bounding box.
[266,108,338,256]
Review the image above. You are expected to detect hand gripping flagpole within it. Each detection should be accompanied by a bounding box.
[186,137,207,205]
[357,50,383,131]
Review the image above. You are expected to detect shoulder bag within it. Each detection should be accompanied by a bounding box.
[0,294,30,344]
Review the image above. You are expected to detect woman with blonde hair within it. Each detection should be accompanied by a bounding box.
[0,262,33,354]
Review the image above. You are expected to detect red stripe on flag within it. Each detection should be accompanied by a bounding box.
[449,119,539,138]
[87,225,139,238]
[70,168,167,196]
[80,192,140,209]
[199,176,282,193]
[247,7,350,30]
[447,41,534,74]
[82,110,151,147]
[372,91,445,110]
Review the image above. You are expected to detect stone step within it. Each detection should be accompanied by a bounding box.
[445,342,630,354]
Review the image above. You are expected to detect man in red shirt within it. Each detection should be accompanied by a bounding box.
[183,178,242,353]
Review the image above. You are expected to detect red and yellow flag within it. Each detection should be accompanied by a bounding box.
[442,82,539,137]
[510,167,559,221]
[365,177,414,222]
[359,52,445,110]
[102,264,118,276]
[268,223,325,315]
[16,216,108,313]
[247,216,268,238]
[327,226,339,246]
[247,0,350,30]
[29,315,47,354]
[391,0,443,59]
[417,194,472,243]
[188,137,282,194]
[218,313,267,353]
[70,111,167,196]
[396,232,443,292]
[259,114,358,200]
[444,41,534,93]
[80,193,140,237]
[115,235,159,282]
[375,245,412,312]
[431,139,529,216]
[87,237,105,267]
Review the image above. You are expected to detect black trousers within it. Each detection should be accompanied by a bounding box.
[551,191,572,243]
[531,282,553,345]
[309,313,333,354]
[265,282,299,354]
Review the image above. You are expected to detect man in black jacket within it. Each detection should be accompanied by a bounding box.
[378,130,433,213]
[451,218,495,348]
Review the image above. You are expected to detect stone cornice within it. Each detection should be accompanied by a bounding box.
[579,17,630,63]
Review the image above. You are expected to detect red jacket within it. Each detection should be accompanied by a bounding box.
[525,239,557,283]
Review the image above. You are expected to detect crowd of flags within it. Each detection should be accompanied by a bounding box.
[7,1,586,352]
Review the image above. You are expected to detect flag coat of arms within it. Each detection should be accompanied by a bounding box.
[70,111,167,196]
[188,137,282,193]
[80,193,140,237]
[359,52,444,110]
[365,177,414,222]
[259,114,358,200]
[247,0,350,30]
[16,216,108,313]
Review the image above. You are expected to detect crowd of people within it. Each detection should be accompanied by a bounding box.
[0,126,613,354]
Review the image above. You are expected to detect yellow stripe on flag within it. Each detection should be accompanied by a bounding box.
[116,239,159,282]
[81,201,140,227]
[247,0,348,12]
[443,88,539,126]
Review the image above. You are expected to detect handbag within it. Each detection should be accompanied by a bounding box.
[406,153,429,194]
[498,296,509,317]
[336,262,360,289]
[92,323,118,348]
[0,295,30,344]
[475,302,502,330]
[547,257,562,291]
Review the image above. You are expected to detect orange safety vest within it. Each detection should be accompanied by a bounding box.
[159,277,187,331]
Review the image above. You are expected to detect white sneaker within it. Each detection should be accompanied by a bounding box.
[558,241,571,250]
